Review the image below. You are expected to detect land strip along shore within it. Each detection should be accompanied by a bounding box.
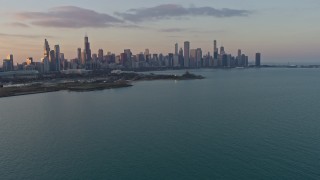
[0,72,204,98]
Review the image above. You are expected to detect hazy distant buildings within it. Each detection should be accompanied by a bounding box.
[0,35,259,74]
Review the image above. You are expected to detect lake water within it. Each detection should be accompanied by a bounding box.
[0,68,319,179]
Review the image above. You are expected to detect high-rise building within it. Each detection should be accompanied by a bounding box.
[98,49,104,62]
[255,53,261,67]
[54,45,60,71]
[84,35,92,63]
[168,53,174,67]
[238,49,241,59]
[77,48,82,63]
[124,49,132,68]
[43,39,51,72]
[44,39,50,58]
[42,57,50,73]
[190,49,197,68]
[213,40,218,60]
[184,41,190,68]
[179,48,184,66]
[2,54,14,71]
[175,43,178,55]
[196,48,202,68]
[220,46,225,55]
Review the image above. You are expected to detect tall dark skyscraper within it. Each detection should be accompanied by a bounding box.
[54,45,60,71]
[213,40,218,59]
[84,35,92,63]
[179,48,184,66]
[44,39,50,58]
[255,53,261,67]
[184,41,190,68]
[77,48,82,63]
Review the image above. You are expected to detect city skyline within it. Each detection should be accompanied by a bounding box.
[0,0,319,63]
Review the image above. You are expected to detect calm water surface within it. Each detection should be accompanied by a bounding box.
[0,68,319,179]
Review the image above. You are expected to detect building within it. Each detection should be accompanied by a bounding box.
[179,48,184,67]
[2,54,14,71]
[42,57,50,73]
[255,53,261,67]
[83,35,92,69]
[124,49,132,68]
[175,43,178,55]
[213,40,218,60]
[44,39,50,58]
[0,70,39,79]
[26,57,33,65]
[77,48,82,63]
[220,46,225,55]
[196,48,202,68]
[98,49,104,62]
[54,45,61,71]
[184,41,190,68]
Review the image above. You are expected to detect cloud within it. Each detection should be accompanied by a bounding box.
[159,28,185,33]
[14,6,123,28]
[115,4,252,22]
[0,33,54,38]
[159,28,226,34]
[6,22,30,28]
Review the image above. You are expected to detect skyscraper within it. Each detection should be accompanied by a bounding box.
[175,43,178,55]
[2,54,14,71]
[98,49,104,62]
[213,40,218,60]
[238,49,242,58]
[77,48,82,63]
[255,53,261,67]
[84,35,92,63]
[54,45,60,71]
[190,49,196,68]
[184,41,190,68]
[220,46,225,55]
[44,39,50,58]
[179,48,184,67]
[49,50,55,71]
[196,48,202,68]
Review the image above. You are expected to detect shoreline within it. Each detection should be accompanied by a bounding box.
[0,72,204,98]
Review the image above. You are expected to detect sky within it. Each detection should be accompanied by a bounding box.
[0,0,319,64]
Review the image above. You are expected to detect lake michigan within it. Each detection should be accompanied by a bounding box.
[0,68,319,179]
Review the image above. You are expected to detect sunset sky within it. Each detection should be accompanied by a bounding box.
[0,0,319,63]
